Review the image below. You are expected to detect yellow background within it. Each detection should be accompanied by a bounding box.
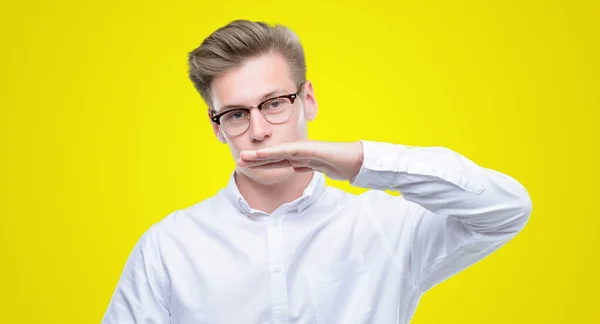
[1,0,598,323]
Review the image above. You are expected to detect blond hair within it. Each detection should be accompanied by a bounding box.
[187,19,306,111]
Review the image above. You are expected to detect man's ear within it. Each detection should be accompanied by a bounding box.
[208,110,227,144]
[302,80,318,121]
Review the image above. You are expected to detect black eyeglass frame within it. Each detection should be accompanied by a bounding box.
[210,81,306,125]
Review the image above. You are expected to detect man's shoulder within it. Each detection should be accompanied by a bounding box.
[147,191,223,239]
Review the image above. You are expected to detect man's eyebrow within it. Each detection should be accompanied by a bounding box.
[216,89,288,113]
[217,104,247,113]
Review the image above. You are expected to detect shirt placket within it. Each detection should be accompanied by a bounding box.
[267,211,290,324]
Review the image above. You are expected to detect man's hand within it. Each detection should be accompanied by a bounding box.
[237,140,364,181]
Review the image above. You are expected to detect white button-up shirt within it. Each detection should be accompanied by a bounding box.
[102,141,532,324]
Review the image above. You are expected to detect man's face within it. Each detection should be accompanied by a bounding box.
[210,53,318,184]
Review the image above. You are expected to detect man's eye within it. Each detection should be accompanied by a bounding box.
[266,99,285,110]
[224,110,248,122]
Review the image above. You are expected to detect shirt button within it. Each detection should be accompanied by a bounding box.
[273,265,282,273]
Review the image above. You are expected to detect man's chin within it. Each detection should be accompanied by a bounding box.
[239,167,295,185]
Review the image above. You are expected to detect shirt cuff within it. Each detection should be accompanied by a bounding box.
[350,140,402,190]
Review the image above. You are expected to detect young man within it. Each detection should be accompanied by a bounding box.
[102,20,532,323]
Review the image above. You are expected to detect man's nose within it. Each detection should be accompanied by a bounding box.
[248,109,272,142]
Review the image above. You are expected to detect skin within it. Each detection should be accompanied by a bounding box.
[210,52,364,214]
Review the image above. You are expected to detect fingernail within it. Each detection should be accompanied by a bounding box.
[242,151,256,159]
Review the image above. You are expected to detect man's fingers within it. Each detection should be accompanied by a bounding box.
[256,146,300,159]
[293,167,313,173]
[240,141,315,161]
[238,157,287,168]
[239,150,258,160]
[237,156,314,169]
[241,160,294,169]
[240,149,294,161]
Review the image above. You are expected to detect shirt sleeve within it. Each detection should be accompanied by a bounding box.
[101,225,170,323]
[350,140,532,292]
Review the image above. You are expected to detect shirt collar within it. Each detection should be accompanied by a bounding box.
[223,170,326,217]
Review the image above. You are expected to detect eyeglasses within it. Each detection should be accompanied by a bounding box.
[210,82,305,136]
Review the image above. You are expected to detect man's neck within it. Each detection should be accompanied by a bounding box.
[234,170,314,214]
